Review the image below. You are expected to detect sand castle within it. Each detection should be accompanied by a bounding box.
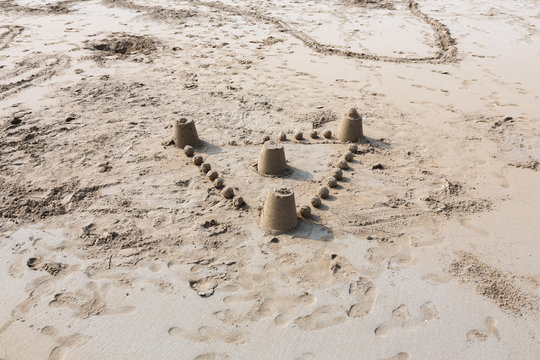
[338,108,363,142]
[173,118,200,148]
[261,188,297,232]
[258,140,287,175]
[172,107,369,231]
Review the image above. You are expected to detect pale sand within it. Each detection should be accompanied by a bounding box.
[0,0,539,359]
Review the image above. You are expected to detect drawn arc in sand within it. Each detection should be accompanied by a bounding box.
[101,0,458,64]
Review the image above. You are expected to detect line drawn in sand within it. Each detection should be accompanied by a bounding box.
[103,0,458,64]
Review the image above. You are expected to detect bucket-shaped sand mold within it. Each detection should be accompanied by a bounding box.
[338,108,363,142]
[258,140,287,175]
[173,118,199,148]
[261,188,297,232]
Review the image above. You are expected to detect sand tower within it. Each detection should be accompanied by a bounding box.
[261,188,297,232]
[337,108,363,142]
[258,140,287,175]
[173,118,199,148]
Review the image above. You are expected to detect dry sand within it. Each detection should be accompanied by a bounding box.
[1,0,539,359]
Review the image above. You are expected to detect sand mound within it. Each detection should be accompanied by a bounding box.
[345,0,395,10]
[448,251,540,316]
[87,33,160,56]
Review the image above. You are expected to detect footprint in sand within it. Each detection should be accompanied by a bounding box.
[295,353,315,360]
[148,262,163,272]
[41,326,58,337]
[380,353,410,360]
[189,278,218,297]
[49,282,135,318]
[294,305,347,331]
[367,238,414,270]
[421,273,452,285]
[194,353,229,360]
[48,346,68,360]
[169,325,245,344]
[215,289,317,327]
[375,302,439,337]
[467,316,500,342]
[47,334,91,360]
[347,277,378,319]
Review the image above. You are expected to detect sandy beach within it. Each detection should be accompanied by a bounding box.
[1,0,539,359]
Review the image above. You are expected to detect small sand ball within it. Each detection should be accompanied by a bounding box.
[311,196,321,208]
[332,168,343,180]
[207,170,218,181]
[184,145,194,157]
[348,144,358,153]
[200,162,211,173]
[338,160,349,170]
[222,186,234,199]
[193,155,204,166]
[278,132,287,141]
[298,205,311,218]
[262,135,270,143]
[310,130,318,139]
[318,186,329,199]
[323,129,332,139]
[213,177,225,189]
[327,177,337,188]
[344,151,354,162]
[294,131,303,140]
[233,195,244,208]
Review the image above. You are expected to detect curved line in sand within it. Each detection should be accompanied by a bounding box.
[190,0,458,64]
[103,0,458,64]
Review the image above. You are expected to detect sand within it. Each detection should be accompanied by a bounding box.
[1,0,539,359]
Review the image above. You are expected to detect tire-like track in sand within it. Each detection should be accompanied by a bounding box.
[0,54,70,100]
[0,25,23,50]
[0,0,86,14]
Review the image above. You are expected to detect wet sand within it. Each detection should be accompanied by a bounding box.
[1,0,539,359]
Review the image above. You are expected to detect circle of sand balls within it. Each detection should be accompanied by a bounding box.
[254,129,359,219]
[300,141,358,215]
[257,112,365,153]
[180,145,244,209]
[255,125,361,218]
[259,127,336,145]
[174,108,365,225]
